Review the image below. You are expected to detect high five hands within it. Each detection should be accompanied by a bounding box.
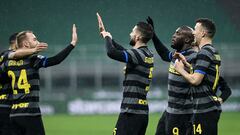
[71,24,78,46]
[96,12,112,39]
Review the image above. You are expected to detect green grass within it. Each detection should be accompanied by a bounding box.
[43,112,240,135]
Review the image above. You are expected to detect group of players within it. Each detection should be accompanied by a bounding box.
[0,13,231,135]
[0,25,78,135]
[97,13,231,135]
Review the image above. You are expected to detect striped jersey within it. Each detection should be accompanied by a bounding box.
[121,46,154,115]
[166,48,197,114]
[0,50,12,113]
[193,44,222,113]
[3,54,46,117]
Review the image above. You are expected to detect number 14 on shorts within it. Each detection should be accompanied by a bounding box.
[172,124,202,135]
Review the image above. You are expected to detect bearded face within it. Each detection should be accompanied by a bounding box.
[129,36,136,46]
[129,26,141,47]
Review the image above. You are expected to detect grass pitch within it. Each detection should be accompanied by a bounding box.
[43,112,240,135]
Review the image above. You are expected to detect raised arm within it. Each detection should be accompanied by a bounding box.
[101,32,127,63]
[146,17,171,62]
[97,12,128,63]
[42,24,78,67]
[112,40,126,50]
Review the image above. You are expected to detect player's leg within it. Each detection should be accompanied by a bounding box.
[136,114,148,135]
[113,113,128,135]
[114,113,139,135]
[24,116,45,135]
[0,113,11,135]
[114,113,148,135]
[192,111,220,135]
[166,112,190,135]
[10,117,24,135]
[155,111,167,135]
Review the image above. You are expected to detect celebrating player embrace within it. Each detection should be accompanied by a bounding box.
[1,24,78,135]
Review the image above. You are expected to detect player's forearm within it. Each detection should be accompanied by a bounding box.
[112,40,126,50]
[105,36,126,62]
[220,89,231,102]
[218,77,232,102]
[9,48,36,59]
[44,44,74,67]
[178,69,201,85]
[152,33,171,62]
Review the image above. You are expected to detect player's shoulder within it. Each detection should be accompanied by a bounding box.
[197,44,215,58]
[201,44,218,54]
[131,47,153,57]
[27,54,46,62]
[0,49,13,64]
[184,48,197,56]
[0,49,12,57]
[186,52,197,63]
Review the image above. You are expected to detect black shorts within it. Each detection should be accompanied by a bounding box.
[165,112,192,135]
[0,112,11,135]
[191,110,221,135]
[113,113,148,135]
[10,115,45,135]
[155,111,167,135]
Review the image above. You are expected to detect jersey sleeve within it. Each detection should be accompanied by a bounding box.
[217,76,232,102]
[125,49,144,65]
[105,36,128,63]
[0,50,12,65]
[194,47,213,75]
[30,55,47,69]
[152,33,172,62]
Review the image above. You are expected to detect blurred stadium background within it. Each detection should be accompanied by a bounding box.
[0,0,240,134]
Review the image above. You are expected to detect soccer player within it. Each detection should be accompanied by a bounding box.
[146,17,196,135]
[174,18,222,135]
[97,13,154,135]
[1,33,48,64]
[0,33,47,135]
[2,24,77,135]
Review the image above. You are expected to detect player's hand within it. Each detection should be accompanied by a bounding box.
[173,52,186,61]
[97,12,106,36]
[71,24,78,46]
[100,31,112,39]
[34,42,48,53]
[173,52,187,64]
[174,59,184,73]
[218,97,223,104]
[146,16,154,30]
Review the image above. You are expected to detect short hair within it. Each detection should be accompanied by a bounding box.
[136,22,153,43]
[16,30,33,48]
[179,26,194,44]
[9,32,19,45]
[196,18,216,38]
